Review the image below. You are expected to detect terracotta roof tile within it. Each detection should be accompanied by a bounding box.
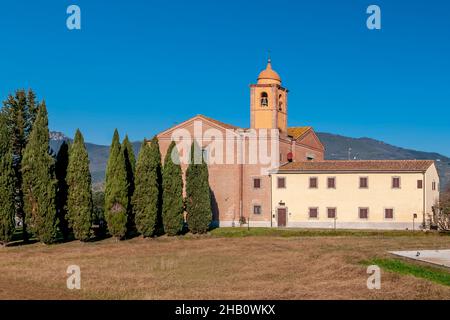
[278,160,435,172]
[287,126,311,140]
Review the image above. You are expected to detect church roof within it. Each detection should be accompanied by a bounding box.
[287,126,311,140]
[277,160,435,173]
[197,114,240,130]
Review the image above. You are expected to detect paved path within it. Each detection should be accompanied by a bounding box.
[389,249,450,268]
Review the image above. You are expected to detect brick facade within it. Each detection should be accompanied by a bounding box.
[155,60,324,227]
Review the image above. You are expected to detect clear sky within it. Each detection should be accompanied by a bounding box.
[0,0,449,156]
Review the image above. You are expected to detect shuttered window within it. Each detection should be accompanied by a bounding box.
[309,208,318,219]
[327,208,336,219]
[359,208,369,219]
[392,177,401,189]
[417,180,423,189]
[360,177,368,189]
[327,177,336,189]
[309,177,318,189]
[277,177,286,189]
[385,208,394,219]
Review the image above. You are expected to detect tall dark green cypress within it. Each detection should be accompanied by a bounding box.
[185,141,212,234]
[21,102,59,244]
[55,141,70,240]
[162,141,184,236]
[132,137,162,237]
[0,114,16,245]
[2,89,40,241]
[66,130,94,241]
[122,135,136,234]
[104,130,129,239]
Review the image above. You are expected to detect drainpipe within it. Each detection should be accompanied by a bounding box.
[270,173,273,228]
[238,131,244,223]
[422,172,426,229]
[240,162,243,222]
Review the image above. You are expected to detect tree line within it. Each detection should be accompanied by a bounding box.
[0,89,212,245]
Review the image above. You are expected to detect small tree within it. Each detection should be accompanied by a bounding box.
[66,130,94,241]
[21,102,59,244]
[162,141,184,236]
[185,141,211,234]
[132,137,162,237]
[431,185,450,231]
[104,130,129,239]
[0,114,16,245]
[55,140,70,240]
[122,135,136,234]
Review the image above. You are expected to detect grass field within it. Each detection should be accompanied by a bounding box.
[1,228,450,300]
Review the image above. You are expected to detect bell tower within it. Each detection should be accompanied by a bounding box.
[250,58,288,133]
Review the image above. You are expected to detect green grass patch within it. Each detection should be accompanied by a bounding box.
[363,258,450,287]
[210,227,444,238]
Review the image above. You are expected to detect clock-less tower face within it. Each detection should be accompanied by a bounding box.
[250,59,288,133]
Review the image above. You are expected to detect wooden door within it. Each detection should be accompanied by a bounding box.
[277,208,287,227]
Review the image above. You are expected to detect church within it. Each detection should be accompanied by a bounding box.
[156,59,440,230]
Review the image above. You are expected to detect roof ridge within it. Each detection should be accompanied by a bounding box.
[278,159,435,172]
[195,114,240,129]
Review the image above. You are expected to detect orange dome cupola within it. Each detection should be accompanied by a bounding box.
[257,58,281,85]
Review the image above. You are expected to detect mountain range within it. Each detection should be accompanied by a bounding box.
[49,131,450,191]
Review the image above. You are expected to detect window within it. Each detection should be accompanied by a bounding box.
[327,207,336,219]
[253,178,261,189]
[327,177,336,189]
[359,207,369,219]
[385,208,394,219]
[278,101,283,111]
[277,177,286,189]
[392,177,401,189]
[417,180,423,189]
[309,177,318,189]
[359,177,368,189]
[432,181,436,191]
[260,92,268,107]
[309,207,318,219]
[253,205,262,215]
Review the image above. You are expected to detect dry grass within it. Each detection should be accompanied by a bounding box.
[1,231,450,300]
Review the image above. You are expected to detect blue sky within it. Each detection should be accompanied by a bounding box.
[0,0,449,156]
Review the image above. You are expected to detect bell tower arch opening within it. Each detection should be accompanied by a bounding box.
[250,58,288,133]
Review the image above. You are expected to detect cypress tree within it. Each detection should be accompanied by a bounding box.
[104,130,129,239]
[2,89,40,241]
[185,141,212,234]
[0,114,16,245]
[122,135,136,233]
[162,141,184,236]
[122,135,136,177]
[55,140,70,240]
[132,137,162,237]
[21,102,59,244]
[66,130,94,241]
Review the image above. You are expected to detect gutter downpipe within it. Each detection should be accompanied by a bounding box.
[423,171,426,229]
[270,173,273,228]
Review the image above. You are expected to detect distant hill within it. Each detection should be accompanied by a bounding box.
[49,132,141,187]
[49,131,450,190]
[317,132,450,190]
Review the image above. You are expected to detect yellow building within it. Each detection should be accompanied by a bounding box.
[270,160,440,230]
